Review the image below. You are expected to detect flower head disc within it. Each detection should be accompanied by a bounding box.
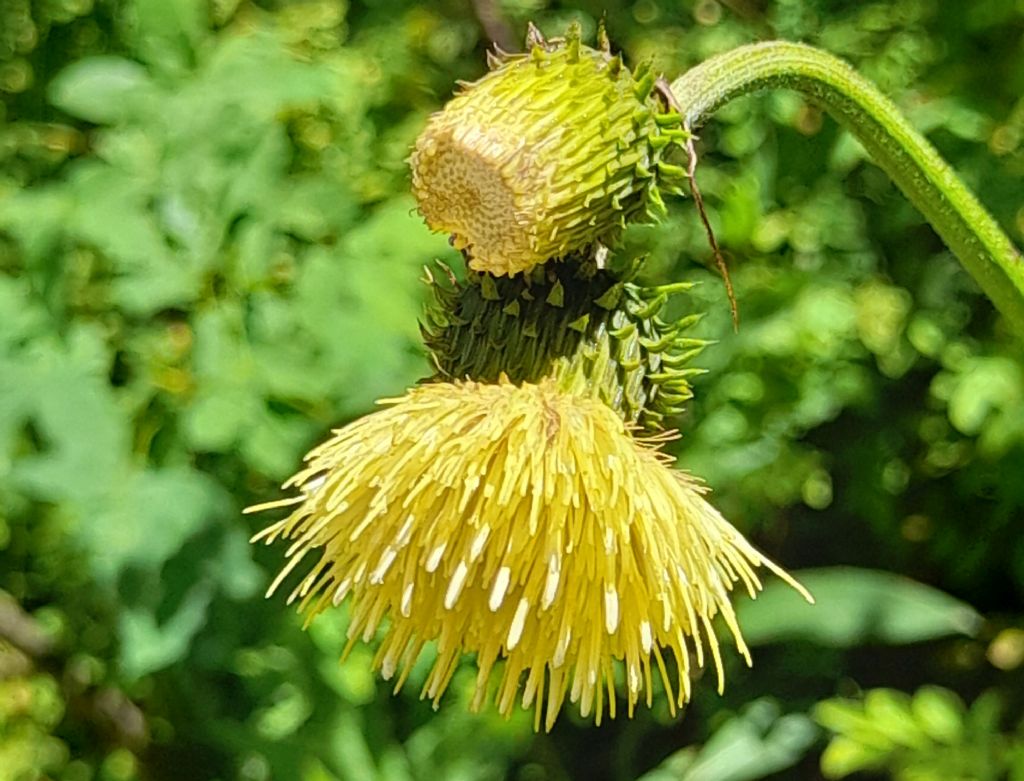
[248,379,809,730]
[409,25,688,276]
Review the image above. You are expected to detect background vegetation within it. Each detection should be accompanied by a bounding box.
[1,1,1023,779]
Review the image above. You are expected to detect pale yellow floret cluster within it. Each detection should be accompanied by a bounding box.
[248,379,809,730]
[412,120,535,274]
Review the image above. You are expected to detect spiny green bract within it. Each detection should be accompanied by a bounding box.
[410,23,689,277]
[421,260,707,431]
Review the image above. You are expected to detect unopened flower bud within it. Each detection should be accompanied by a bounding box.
[410,24,688,276]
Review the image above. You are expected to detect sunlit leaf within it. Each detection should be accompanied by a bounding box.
[639,700,818,781]
[48,57,155,124]
[119,581,214,679]
[738,567,983,647]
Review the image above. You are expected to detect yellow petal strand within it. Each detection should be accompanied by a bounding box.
[248,378,808,729]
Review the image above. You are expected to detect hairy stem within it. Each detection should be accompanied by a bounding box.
[669,41,1024,334]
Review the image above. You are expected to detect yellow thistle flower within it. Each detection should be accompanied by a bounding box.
[409,24,688,276]
[248,378,810,731]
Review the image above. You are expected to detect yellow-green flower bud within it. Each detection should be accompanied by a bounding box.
[410,24,689,276]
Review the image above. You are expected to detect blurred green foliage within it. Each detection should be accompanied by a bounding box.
[1,1,1022,780]
[815,687,1024,780]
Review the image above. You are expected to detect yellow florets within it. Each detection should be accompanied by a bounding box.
[248,378,809,730]
[410,25,688,276]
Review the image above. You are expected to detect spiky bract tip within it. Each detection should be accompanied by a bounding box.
[422,261,707,430]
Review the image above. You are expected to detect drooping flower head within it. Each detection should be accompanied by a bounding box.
[249,264,811,729]
[250,378,807,731]
[409,23,689,276]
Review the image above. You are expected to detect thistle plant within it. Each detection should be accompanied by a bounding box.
[250,23,1023,730]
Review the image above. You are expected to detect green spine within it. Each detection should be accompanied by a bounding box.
[422,261,706,431]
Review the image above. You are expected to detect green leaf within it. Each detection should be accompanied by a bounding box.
[183,389,259,452]
[862,690,929,750]
[198,32,336,118]
[0,188,74,266]
[240,415,315,478]
[119,581,214,679]
[9,331,128,499]
[82,467,222,584]
[3,330,223,583]
[48,56,155,124]
[181,305,263,453]
[63,164,199,313]
[815,688,975,780]
[212,528,262,600]
[819,735,891,779]
[911,687,965,745]
[941,356,1024,455]
[638,700,818,781]
[290,198,453,414]
[814,699,893,749]
[737,567,983,647]
[1008,743,1024,781]
[129,0,206,76]
[254,683,313,741]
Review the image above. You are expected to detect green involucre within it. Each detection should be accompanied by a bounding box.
[421,261,707,430]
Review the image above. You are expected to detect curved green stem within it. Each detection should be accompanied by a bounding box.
[669,41,1024,334]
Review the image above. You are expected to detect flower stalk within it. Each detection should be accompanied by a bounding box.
[669,41,1024,334]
